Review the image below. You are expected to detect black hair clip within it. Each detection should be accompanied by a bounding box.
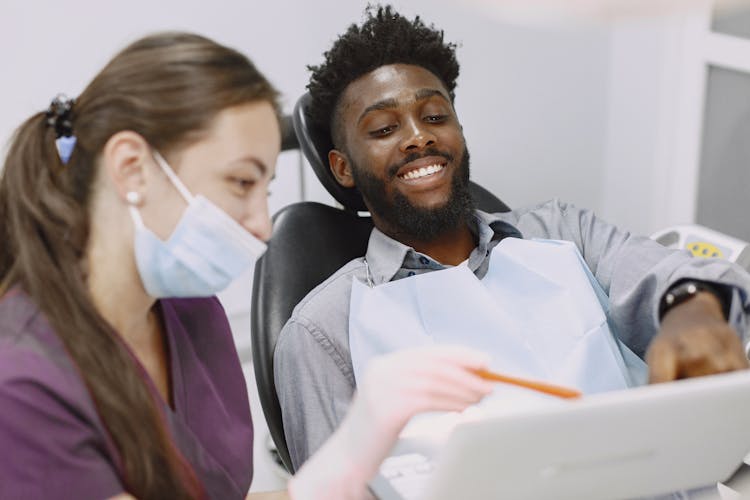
[45,94,75,139]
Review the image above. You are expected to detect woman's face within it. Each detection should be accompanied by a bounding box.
[141,100,281,242]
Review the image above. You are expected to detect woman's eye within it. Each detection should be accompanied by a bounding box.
[230,177,256,191]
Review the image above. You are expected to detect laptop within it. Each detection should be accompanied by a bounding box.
[370,369,750,500]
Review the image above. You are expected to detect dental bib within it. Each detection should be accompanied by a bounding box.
[349,238,647,428]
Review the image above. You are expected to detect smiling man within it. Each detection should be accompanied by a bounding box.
[329,64,475,266]
[274,5,750,470]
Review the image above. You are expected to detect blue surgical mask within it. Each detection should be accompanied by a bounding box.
[130,151,267,298]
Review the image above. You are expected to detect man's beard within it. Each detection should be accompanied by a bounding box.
[350,147,475,242]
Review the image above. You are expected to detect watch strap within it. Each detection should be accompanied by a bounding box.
[658,280,730,321]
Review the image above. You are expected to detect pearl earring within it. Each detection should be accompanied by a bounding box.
[125,191,142,205]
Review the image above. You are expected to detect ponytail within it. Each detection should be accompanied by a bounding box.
[1,111,203,500]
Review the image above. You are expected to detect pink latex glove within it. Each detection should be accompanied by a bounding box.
[288,345,494,500]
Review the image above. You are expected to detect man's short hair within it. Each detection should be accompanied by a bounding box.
[307,4,460,148]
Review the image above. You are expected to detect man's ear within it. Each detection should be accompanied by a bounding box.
[101,131,152,204]
[329,149,355,188]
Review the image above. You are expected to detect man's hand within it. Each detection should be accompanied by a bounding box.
[646,291,748,383]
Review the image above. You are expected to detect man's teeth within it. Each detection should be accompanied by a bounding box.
[400,164,444,180]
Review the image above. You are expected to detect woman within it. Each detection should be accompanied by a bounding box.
[0,33,493,499]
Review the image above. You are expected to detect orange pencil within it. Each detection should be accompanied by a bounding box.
[473,368,582,400]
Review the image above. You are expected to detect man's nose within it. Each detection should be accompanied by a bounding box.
[400,118,436,153]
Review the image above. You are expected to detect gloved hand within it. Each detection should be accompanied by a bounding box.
[288,345,494,500]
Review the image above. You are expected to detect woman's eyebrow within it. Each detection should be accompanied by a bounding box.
[227,156,269,176]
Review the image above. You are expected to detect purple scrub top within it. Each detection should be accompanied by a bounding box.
[0,289,254,499]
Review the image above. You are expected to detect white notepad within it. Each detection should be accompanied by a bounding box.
[373,370,750,500]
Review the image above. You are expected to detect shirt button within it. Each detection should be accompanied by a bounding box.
[419,256,429,265]
[408,271,416,277]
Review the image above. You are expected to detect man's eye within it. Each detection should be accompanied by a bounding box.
[425,114,447,123]
[369,125,395,137]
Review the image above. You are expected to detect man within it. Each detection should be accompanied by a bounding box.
[275,5,750,470]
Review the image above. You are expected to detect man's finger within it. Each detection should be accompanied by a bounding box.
[720,330,750,370]
[658,327,749,378]
[675,330,730,376]
[647,339,679,383]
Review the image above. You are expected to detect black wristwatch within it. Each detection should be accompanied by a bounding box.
[658,280,730,321]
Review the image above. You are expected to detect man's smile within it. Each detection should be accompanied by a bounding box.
[398,163,445,180]
[394,155,449,187]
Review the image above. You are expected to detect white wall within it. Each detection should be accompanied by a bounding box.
[600,10,708,236]
[600,16,685,235]
[598,3,749,239]
[451,16,610,211]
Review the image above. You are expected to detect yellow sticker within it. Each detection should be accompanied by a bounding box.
[687,242,723,259]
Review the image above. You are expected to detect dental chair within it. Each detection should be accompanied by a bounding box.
[651,224,750,271]
[250,92,510,473]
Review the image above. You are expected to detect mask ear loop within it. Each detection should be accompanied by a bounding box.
[152,151,194,203]
[128,205,146,228]
[126,191,147,229]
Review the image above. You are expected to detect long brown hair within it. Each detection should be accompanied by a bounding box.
[0,32,279,499]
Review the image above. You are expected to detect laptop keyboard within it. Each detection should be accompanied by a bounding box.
[380,453,436,499]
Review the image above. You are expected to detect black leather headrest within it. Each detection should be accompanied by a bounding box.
[292,93,369,212]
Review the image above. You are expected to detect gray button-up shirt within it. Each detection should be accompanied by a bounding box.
[274,199,750,470]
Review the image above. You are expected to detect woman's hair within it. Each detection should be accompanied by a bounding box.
[0,32,279,499]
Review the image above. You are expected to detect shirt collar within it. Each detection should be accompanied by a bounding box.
[365,226,412,285]
[364,210,522,285]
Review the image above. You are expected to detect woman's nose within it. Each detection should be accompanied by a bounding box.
[242,197,272,242]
